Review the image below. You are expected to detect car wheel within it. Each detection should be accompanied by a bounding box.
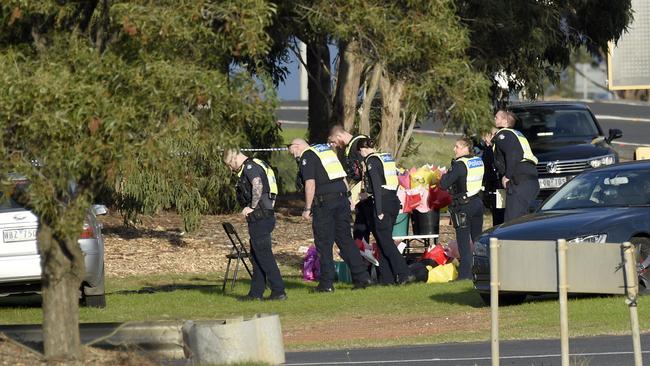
[631,237,650,294]
[479,293,527,306]
[83,294,106,308]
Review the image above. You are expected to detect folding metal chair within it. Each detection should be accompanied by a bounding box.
[221,222,253,293]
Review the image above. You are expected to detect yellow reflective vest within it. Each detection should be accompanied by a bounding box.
[302,144,347,181]
[345,135,369,158]
[457,156,485,197]
[366,152,399,190]
[237,158,278,197]
[496,128,539,164]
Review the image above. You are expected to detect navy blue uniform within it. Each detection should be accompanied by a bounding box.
[237,159,285,298]
[300,150,371,290]
[440,157,484,280]
[475,141,504,226]
[364,156,411,284]
[493,129,539,222]
[341,136,374,244]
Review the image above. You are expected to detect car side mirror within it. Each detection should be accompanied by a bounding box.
[92,204,108,216]
[606,128,623,143]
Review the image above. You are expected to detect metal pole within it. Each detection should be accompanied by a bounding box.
[622,241,643,366]
[299,41,308,101]
[489,237,499,366]
[557,239,570,366]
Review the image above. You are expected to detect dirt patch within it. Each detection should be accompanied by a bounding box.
[283,310,490,346]
[101,196,458,278]
[0,334,157,366]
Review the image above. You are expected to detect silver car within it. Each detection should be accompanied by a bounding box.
[0,199,107,308]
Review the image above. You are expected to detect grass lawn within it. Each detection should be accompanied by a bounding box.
[1,273,648,351]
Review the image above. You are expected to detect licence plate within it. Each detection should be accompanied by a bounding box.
[3,228,37,243]
[539,177,567,189]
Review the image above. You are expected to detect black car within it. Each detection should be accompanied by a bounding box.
[510,102,623,203]
[473,160,650,305]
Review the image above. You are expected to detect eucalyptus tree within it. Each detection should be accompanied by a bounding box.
[0,0,279,362]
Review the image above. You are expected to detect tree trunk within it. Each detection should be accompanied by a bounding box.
[359,63,381,135]
[332,40,364,132]
[39,221,85,362]
[396,112,418,160]
[307,39,332,144]
[378,69,405,154]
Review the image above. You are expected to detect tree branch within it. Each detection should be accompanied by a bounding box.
[359,62,381,135]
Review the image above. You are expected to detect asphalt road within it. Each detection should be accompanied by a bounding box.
[285,333,650,365]
[276,99,650,160]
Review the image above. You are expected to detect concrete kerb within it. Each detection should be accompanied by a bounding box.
[0,313,285,365]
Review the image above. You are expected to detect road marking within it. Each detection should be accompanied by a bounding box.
[279,119,307,125]
[277,120,647,145]
[613,141,650,147]
[278,105,309,110]
[285,350,650,365]
[596,114,650,123]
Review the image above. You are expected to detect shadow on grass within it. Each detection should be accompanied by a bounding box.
[0,294,42,308]
[110,276,317,300]
[428,286,487,308]
[102,226,184,246]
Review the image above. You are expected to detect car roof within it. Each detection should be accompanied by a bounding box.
[508,101,590,111]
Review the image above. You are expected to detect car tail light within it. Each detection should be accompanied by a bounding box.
[80,222,95,239]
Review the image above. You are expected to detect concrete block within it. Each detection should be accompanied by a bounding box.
[182,314,284,365]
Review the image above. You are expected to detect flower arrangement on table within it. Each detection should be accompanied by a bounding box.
[396,164,453,213]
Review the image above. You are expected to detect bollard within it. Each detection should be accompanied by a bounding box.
[622,242,643,366]
[489,237,499,366]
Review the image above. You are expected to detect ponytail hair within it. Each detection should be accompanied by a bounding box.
[356,138,376,150]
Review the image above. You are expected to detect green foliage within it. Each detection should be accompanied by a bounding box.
[457,0,633,100]
[0,1,282,234]
[302,0,493,135]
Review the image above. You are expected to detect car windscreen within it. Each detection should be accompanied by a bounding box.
[541,169,650,210]
[0,193,24,210]
[514,109,600,142]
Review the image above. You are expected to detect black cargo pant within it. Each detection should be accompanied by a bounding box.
[353,198,373,243]
[504,178,540,223]
[370,194,411,284]
[312,194,371,288]
[452,197,484,280]
[247,216,285,297]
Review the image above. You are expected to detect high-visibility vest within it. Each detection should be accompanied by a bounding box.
[237,158,278,197]
[302,144,347,181]
[345,135,369,158]
[457,156,485,197]
[495,128,539,164]
[366,152,399,190]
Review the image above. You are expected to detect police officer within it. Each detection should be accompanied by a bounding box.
[474,128,504,226]
[440,137,485,280]
[224,150,286,301]
[328,125,372,243]
[493,110,539,222]
[288,138,373,292]
[357,139,414,285]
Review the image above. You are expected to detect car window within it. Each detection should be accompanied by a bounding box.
[0,193,24,210]
[541,169,650,210]
[514,109,600,141]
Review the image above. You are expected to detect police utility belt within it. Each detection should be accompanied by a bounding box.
[314,191,350,206]
[247,208,274,223]
[451,191,480,206]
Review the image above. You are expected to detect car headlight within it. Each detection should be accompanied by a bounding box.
[567,234,607,244]
[588,155,615,168]
[474,239,489,256]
